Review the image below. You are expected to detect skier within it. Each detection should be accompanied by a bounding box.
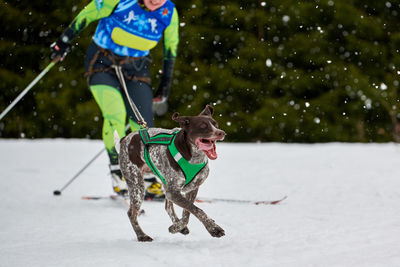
[50,0,179,199]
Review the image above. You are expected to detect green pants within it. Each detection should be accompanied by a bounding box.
[85,42,154,165]
[90,84,139,164]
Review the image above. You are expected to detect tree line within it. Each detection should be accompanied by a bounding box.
[1,0,400,142]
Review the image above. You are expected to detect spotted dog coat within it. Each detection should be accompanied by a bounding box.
[116,105,226,242]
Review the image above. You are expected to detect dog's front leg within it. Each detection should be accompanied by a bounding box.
[165,199,190,235]
[181,188,198,224]
[166,188,198,235]
[166,190,225,238]
[165,198,179,224]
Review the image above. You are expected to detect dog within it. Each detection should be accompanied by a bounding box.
[114,105,226,242]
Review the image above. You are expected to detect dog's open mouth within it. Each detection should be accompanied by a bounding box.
[196,138,218,160]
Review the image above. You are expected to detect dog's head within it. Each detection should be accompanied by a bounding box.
[172,105,225,160]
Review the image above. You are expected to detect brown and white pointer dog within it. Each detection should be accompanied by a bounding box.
[115,105,226,242]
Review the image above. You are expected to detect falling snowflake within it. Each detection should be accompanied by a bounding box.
[282,15,290,23]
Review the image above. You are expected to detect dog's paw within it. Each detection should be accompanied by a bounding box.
[168,224,181,234]
[180,227,190,235]
[207,224,225,238]
[138,235,153,242]
[168,223,187,234]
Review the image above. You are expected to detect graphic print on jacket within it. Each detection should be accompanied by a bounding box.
[93,0,177,56]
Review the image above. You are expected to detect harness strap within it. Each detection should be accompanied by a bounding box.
[140,129,176,184]
[168,135,207,185]
[85,45,151,85]
[139,129,207,186]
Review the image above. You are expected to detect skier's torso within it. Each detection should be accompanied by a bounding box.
[93,0,176,56]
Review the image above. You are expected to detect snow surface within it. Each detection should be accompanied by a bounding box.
[1,139,400,267]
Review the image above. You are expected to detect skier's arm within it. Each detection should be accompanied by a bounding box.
[154,7,179,100]
[50,0,120,60]
[62,0,120,43]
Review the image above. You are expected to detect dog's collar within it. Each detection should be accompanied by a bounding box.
[139,129,207,185]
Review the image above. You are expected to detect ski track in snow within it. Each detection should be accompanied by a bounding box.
[1,139,400,266]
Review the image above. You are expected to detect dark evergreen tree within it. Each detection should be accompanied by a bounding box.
[1,0,400,142]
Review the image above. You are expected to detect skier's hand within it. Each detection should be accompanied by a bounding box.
[153,76,171,116]
[153,96,168,116]
[154,76,171,99]
[50,38,71,62]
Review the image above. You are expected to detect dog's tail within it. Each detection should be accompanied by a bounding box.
[114,130,121,154]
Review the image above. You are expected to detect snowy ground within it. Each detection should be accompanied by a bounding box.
[1,139,400,267]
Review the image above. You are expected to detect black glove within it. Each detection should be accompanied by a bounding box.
[154,75,171,99]
[153,76,171,116]
[50,37,71,61]
[153,56,175,116]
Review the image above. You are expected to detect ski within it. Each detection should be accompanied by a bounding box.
[81,195,146,215]
[81,195,131,207]
[81,195,165,202]
[82,196,110,200]
[194,196,287,205]
[82,195,287,206]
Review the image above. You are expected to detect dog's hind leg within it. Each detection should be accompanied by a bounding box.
[123,166,153,242]
[127,204,152,242]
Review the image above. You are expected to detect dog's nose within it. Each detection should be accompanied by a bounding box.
[216,130,226,139]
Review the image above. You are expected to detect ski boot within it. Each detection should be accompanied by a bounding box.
[144,177,165,201]
[109,164,128,196]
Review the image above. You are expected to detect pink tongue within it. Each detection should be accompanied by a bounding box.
[205,146,217,160]
[197,140,218,160]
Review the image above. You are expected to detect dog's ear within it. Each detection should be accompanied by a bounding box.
[172,112,180,121]
[200,104,214,117]
[172,112,190,126]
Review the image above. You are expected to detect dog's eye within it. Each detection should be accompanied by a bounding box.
[200,123,208,129]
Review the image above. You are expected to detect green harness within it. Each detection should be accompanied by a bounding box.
[139,129,207,185]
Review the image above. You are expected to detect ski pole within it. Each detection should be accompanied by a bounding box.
[53,147,105,195]
[0,59,58,121]
[53,124,130,196]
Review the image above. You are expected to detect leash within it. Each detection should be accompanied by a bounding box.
[113,64,147,128]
